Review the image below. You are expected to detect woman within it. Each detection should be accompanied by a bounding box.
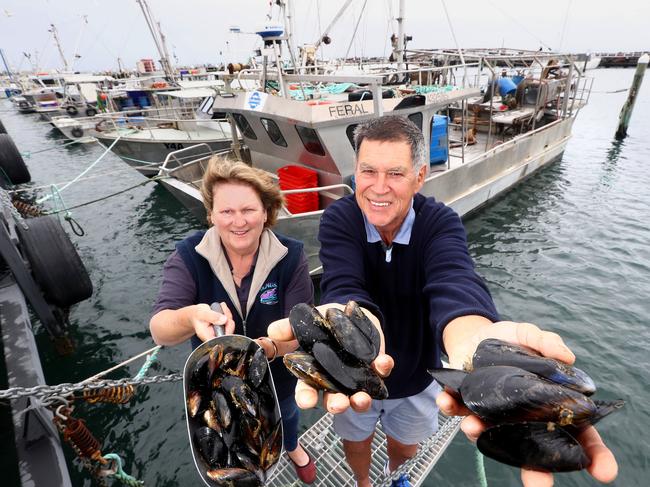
[150,156,317,483]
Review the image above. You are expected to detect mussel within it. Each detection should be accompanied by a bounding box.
[471,338,596,395]
[477,422,591,472]
[285,302,388,398]
[429,338,624,474]
[431,365,622,428]
[194,426,227,468]
[206,467,260,486]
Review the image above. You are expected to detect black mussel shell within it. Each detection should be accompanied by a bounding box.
[312,342,388,399]
[206,467,261,486]
[283,352,341,393]
[187,390,203,418]
[461,366,621,428]
[428,368,467,397]
[207,343,224,381]
[288,303,333,353]
[259,420,283,471]
[325,307,378,364]
[228,380,259,418]
[203,408,222,434]
[211,390,232,431]
[344,301,381,358]
[191,353,210,390]
[472,338,597,395]
[477,422,591,472]
[247,345,268,389]
[194,426,228,468]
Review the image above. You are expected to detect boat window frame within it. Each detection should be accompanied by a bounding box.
[261,117,288,147]
[231,112,257,140]
[295,125,326,156]
[408,112,423,130]
[345,124,358,150]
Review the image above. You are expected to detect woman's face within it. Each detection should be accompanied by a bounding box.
[210,182,267,257]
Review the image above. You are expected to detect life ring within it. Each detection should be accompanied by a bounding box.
[85,107,98,117]
[66,105,78,116]
[71,127,84,138]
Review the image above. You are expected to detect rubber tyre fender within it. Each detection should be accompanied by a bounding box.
[18,100,29,108]
[85,107,97,117]
[66,105,79,116]
[0,133,31,186]
[16,216,93,307]
[71,127,84,138]
[0,118,6,134]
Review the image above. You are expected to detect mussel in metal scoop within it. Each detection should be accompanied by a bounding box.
[183,303,283,486]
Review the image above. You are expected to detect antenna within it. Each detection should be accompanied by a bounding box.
[48,23,70,71]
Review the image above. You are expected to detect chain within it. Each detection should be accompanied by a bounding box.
[0,373,183,401]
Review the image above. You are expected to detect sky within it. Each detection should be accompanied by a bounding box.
[0,0,647,73]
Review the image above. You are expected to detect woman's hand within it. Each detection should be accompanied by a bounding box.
[267,303,394,414]
[192,302,235,342]
[437,320,618,486]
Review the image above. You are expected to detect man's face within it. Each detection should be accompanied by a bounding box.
[354,138,426,243]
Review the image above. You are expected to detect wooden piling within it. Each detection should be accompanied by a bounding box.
[615,53,649,139]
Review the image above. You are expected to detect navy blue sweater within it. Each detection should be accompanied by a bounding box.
[318,193,499,398]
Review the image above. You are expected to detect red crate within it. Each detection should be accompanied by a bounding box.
[278,165,319,214]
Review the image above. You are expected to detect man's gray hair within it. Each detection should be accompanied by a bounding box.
[353,115,427,172]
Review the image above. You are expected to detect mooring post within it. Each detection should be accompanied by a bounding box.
[615,53,649,139]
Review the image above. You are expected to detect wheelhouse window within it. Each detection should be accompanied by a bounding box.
[231,113,257,139]
[408,112,423,130]
[346,124,358,149]
[295,125,326,156]
[261,118,287,147]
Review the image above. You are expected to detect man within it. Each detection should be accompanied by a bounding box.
[269,116,618,487]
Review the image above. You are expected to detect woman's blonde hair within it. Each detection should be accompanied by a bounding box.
[201,156,284,228]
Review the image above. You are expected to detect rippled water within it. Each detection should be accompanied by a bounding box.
[1,68,648,486]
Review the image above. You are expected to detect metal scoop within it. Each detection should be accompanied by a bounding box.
[183,303,283,486]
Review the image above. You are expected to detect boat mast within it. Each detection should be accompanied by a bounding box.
[135,0,177,84]
[48,23,70,72]
[0,49,15,82]
[396,0,405,72]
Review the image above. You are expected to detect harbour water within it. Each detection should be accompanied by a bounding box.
[1,67,648,486]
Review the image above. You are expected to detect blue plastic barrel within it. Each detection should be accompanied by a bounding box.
[430,115,449,165]
[497,77,517,96]
[512,75,524,85]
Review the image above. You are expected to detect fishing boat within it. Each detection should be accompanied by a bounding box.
[157,46,592,274]
[90,86,235,177]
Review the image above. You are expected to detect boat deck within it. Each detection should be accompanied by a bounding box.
[268,412,461,486]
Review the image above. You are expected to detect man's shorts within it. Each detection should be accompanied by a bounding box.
[332,379,442,445]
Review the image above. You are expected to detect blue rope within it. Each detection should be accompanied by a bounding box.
[476,449,488,487]
[102,453,144,487]
[134,348,160,381]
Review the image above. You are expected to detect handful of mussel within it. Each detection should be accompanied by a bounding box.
[184,336,282,486]
[283,302,388,399]
[429,338,624,473]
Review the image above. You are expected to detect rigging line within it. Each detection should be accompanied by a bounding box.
[382,0,391,59]
[36,134,124,204]
[558,0,572,52]
[486,0,553,51]
[440,0,468,86]
[344,0,368,61]
[81,345,163,384]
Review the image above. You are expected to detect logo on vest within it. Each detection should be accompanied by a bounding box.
[259,282,279,305]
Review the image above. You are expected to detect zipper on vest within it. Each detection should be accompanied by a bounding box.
[242,319,247,336]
